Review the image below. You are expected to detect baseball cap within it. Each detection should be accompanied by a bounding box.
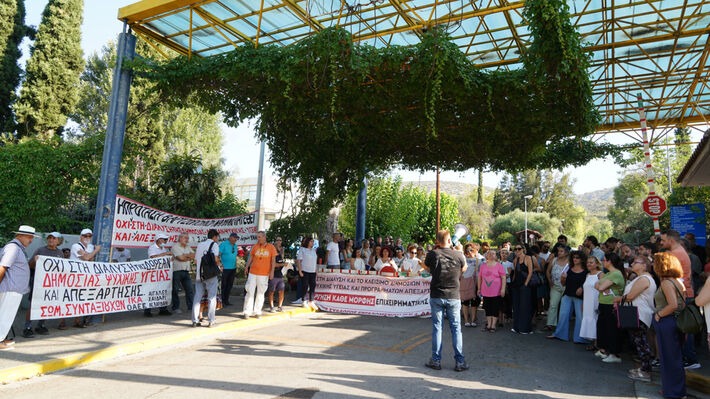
[47,232,62,238]
[80,228,93,236]
[156,233,170,240]
[229,233,239,238]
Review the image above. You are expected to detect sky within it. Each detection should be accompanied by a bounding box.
[22,1,644,195]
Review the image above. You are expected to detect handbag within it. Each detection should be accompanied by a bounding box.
[614,300,640,329]
[200,242,221,280]
[672,284,704,334]
[530,271,543,287]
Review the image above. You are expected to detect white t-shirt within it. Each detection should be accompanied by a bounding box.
[298,247,318,273]
[112,249,131,262]
[71,242,94,260]
[326,242,340,266]
[352,257,366,271]
[400,258,421,275]
[148,243,169,258]
[502,260,515,283]
[195,239,220,281]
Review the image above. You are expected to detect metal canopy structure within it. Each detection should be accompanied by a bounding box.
[118,0,710,141]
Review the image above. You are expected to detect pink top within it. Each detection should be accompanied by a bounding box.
[479,262,506,297]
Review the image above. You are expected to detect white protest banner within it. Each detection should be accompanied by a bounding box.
[112,195,258,248]
[314,273,431,317]
[31,255,172,320]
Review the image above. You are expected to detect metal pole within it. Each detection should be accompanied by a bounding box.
[524,197,528,245]
[255,140,266,230]
[636,94,661,236]
[355,174,367,245]
[436,167,441,233]
[92,26,136,262]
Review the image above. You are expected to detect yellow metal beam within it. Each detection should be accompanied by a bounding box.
[282,0,324,32]
[119,0,201,22]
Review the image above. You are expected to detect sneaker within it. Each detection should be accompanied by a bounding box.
[470,322,477,327]
[651,359,660,371]
[35,325,49,335]
[291,298,303,305]
[602,354,622,363]
[191,322,200,327]
[309,301,319,311]
[627,369,651,382]
[683,361,701,370]
[454,362,470,372]
[520,331,533,335]
[243,314,251,319]
[425,359,442,370]
[22,328,35,338]
[594,350,608,359]
[0,342,14,351]
[255,314,262,319]
[269,306,275,313]
[208,321,216,328]
[302,300,309,308]
[464,323,472,327]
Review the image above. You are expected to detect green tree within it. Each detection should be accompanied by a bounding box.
[490,209,562,245]
[0,0,28,133]
[607,172,653,240]
[339,177,458,244]
[143,153,247,218]
[457,188,494,240]
[15,0,84,139]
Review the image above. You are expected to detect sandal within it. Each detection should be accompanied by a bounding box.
[489,328,496,333]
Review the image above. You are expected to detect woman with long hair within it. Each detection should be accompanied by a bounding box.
[296,237,318,310]
[545,245,570,331]
[594,252,626,363]
[511,245,535,334]
[580,256,604,349]
[652,252,686,398]
[548,251,587,343]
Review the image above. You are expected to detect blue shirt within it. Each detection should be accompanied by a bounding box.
[0,239,31,294]
[219,241,238,270]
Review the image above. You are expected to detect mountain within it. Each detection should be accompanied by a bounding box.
[576,188,614,217]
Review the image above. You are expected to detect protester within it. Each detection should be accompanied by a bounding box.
[478,250,506,332]
[511,245,535,334]
[594,252,626,363]
[660,229,699,370]
[61,228,101,328]
[545,245,570,332]
[341,239,354,270]
[652,252,687,398]
[461,243,481,327]
[373,247,397,272]
[193,229,222,327]
[326,233,340,269]
[422,229,469,372]
[297,237,318,309]
[0,226,39,350]
[24,232,63,338]
[584,236,605,263]
[580,256,603,349]
[170,233,195,314]
[145,233,172,317]
[619,256,657,382]
[243,231,276,318]
[548,251,587,343]
[500,248,515,325]
[219,233,239,307]
[111,247,131,262]
[267,237,286,312]
[351,247,366,271]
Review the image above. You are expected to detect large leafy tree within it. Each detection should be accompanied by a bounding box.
[457,188,494,240]
[338,176,459,244]
[0,0,28,133]
[14,0,84,139]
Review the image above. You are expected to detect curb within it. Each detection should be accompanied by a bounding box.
[0,307,315,384]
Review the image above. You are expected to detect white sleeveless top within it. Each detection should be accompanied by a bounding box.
[623,274,657,328]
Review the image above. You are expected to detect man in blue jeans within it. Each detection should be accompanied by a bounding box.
[422,229,469,372]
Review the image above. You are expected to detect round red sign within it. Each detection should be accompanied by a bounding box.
[642,195,667,218]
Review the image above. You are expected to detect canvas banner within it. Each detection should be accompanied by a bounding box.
[30,255,173,319]
[314,272,431,317]
[112,195,258,248]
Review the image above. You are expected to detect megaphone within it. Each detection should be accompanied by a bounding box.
[451,223,469,243]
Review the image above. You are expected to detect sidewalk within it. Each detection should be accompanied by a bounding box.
[0,292,313,384]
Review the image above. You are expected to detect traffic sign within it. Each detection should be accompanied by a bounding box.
[642,195,667,218]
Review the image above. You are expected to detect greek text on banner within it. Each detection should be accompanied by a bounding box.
[313,273,431,317]
[112,195,258,248]
[30,255,173,320]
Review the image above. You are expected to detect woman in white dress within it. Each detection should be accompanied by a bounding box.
[351,247,366,271]
[580,256,603,348]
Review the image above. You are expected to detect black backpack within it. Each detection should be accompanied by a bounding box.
[200,242,221,280]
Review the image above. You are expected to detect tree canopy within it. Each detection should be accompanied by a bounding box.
[0,0,28,133]
[137,0,620,210]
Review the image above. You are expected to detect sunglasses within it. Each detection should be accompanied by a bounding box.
[515,247,523,250]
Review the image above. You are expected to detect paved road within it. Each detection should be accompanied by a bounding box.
[1,312,666,399]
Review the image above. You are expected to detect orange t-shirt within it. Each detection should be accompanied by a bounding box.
[670,246,693,298]
[249,243,277,276]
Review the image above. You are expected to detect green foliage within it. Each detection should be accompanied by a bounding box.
[339,177,459,244]
[607,172,653,239]
[457,189,494,240]
[14,0,84,139]
[136,0,617,210]
[137,153,247,219]
[0,0,27,133]
[490,209,562,245]
[0,137,100,233]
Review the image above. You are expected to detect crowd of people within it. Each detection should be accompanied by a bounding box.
[2,224,710,397]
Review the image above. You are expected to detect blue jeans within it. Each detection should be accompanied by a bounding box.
[172,270,195,312]
[553,295,587,343]
[430,297,465,364]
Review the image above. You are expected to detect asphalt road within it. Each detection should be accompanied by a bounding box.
[0,311,652,399]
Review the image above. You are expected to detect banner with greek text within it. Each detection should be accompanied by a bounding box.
[112,195,258,248]
[30,256,173,320]
[314,273,432,317]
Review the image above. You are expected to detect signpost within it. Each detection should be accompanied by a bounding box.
[642,195,667,218]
